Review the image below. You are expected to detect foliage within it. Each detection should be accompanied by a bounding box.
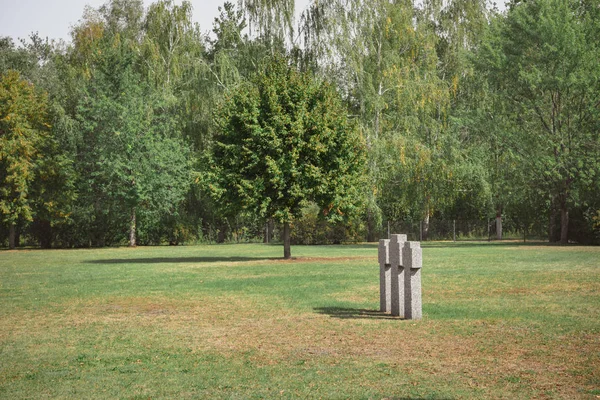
[0,70,50,243]
[475,0,600,242]
[290,202,366,244]
[73,33,192,246]
[212,56,366,256]
[2,0,600,247]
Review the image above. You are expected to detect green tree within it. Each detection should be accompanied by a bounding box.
[212,56,365,258]
[0,35,79,248]
[0,70,49,248]
[142,0,204,90]
[65,0,193,247]
[239,0,296,48]
[300,0,468,240]
[476,0,600,243]
[192,2,286,243]
[75,38,191,247]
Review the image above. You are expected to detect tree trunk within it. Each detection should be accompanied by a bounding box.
[560,205,569,244]
[39,220,52,249]
[548,196,560,242]
[129,208,136,247]
[264,222,269,243]
[422,207,430,241]
[283,221,291,259]
[366,208,376,242]
[263,219,273,243]
[9,223,16,249]
[15,225,21,248]
[496,207,503,240]
[217,222,228,243]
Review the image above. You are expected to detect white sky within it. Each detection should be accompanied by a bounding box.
[0,0,311,44]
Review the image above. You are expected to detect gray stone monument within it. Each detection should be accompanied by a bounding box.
[403,241,422,320]
[378,239,391,312]
[389,234,408,317]
[378,235,423,320]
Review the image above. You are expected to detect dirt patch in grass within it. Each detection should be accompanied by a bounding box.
[187,310,597,398]
[92,297,600,395]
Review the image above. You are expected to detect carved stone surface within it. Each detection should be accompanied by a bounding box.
[403,241,422,320]
[378,239,389,265]
[378,239,391,312]
[377,235,423,320]
[389,234,407,317]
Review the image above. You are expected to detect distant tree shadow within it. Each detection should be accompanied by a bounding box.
[314,307,402,320]
[327,244,377,249]
[373,398,453,400]
[421,240,552,248]
[86,256,280,264]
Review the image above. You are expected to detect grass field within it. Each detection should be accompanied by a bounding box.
[1,242,599,399]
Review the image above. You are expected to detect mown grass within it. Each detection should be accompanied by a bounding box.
[0,242,598,399]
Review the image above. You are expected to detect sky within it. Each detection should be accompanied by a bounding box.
[0,0,311,44]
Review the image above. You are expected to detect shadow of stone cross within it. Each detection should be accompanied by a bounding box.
[313,307,403,320]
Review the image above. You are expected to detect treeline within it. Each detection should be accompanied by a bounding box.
[1,0,599,249]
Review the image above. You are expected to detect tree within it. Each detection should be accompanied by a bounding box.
[66,1,193,247]
[75,41,192,247]
[142,0,204,90]
[0,70,49,248]
[212,56,365,258]
[0,35,79,248]
[299,0,474,240]
[475,0,600,243]
[239,0,296,48]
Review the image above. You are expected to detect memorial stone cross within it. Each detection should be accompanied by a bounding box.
[378,239,391,312]
[389,234,408,317]
[403,241,423,320]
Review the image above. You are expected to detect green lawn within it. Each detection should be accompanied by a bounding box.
[1,242,599,399]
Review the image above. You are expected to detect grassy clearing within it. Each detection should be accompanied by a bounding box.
[1,242,599,399]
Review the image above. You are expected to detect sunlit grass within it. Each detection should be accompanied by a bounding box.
[1,242,598,398]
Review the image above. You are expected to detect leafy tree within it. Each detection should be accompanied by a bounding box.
[0,35,79,248]
[418,0,500,237]
[300,0,473,240]
[239,0,296,48]
[191,2,285,243]
[75,41,192,247]
[0,70,49,248]
[142,0,203,90]
[476,0,600,243]
[64,1,194,247]
[212,56,365,258]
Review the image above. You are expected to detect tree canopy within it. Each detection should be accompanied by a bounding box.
[0,70,50,248]
[475,0,600,243]
[1,0,599,249]
[212,56,365,258]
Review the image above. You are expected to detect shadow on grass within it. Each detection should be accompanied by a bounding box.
[314,307,400,320]
[374,398,453,400]
[421,240,551,248]
[325,244,377,249]
[86,256,281,264]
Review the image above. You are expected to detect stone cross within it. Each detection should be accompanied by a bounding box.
[378,239,391,312]
[403,241,422,320]
[378,234,422,320]
[389,234,407,317]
